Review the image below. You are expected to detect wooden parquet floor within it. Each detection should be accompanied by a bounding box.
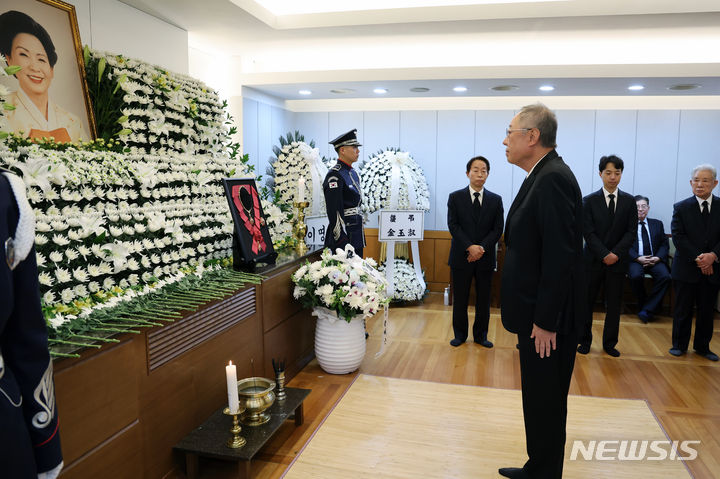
[193,293,720,479]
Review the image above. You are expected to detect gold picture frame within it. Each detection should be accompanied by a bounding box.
[0,0,96,142]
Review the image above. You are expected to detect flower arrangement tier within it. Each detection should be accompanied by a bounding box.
[291,244,389,322]
[359,148,431,214]
[266,131,330,217]
[81,49,235,157]
[378,257,428,303]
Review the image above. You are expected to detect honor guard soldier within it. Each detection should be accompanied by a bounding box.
[323,129,365,256]
[1,168,63,478]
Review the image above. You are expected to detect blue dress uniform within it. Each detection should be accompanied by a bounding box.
[323,130,365,256]
[1,170,63,478]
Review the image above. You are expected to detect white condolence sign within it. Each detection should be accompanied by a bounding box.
[378,210,424,242]
[305,215,327,246]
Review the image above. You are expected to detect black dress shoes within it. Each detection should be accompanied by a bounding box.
[604,347,621,357]
[498,467,528,478]
[669,347,685,357]
[474,338,494,348]
[638,310,652,323]
[695,350,719,361]
[450,338,464,347]
[577,344,590,354]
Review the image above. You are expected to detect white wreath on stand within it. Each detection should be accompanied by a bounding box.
[360,148,430,300]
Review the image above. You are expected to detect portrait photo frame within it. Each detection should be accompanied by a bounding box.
[222,178,277,268]
[0,0,96,142]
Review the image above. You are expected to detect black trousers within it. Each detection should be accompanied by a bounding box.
[627,262,671,314]
[518,329,577,479]
[672,278,719,352]
[580,267,624,350]
[450,266,492,342]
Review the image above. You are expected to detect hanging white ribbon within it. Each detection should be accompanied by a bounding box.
[307,147,327,216]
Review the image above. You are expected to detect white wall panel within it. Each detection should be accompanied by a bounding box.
[242,98,259,178]
[435,111,476,230]
[676,110,720,202]
[555,110,597,197]
[593,110,638,194]
[635,110,681,228]
[295,112,329,151]
[400,111,438,230]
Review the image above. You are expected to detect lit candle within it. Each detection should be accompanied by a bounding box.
[298,177,306,203]
[226,361,239,414]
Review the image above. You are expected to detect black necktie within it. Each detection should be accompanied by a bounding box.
[608,194,615,216]
[473,192,482,218]
[640,221,651,256]
[702,200,709,223]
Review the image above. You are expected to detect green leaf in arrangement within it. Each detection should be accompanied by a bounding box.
[5,65,21,75]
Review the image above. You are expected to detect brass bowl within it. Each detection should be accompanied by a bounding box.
[237,377,276,426]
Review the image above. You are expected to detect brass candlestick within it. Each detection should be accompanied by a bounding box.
[293,201,309,256]
[275,371,287,401]
[223,407,247,449]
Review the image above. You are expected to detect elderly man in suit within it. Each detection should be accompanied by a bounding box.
[498,103,585,479]
[628,195,671,323]
[447,156,504,347]
[1,169,63,478]
[669,164,720,361]
[578,155,637,357]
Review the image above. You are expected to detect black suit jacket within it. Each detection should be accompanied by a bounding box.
[582,188,638,272]
[501,150,585,335]
[670,195,720,285]
[447,186,504,270]
[628,217,669,263]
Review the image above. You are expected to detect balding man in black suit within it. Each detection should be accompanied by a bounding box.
[499,103,585,479]
[669,164,720,361]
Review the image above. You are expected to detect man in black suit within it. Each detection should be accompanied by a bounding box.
[578,155,637,357]
[1,169,63,478]
[669,164,720,362]
[447,156,503,347]
[498,103,585,479]
[628,195,671,323]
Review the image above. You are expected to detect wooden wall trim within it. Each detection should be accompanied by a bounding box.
[147,286,256,370]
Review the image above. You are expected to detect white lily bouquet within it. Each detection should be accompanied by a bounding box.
[359,148,431,214]
[292,245,390,322]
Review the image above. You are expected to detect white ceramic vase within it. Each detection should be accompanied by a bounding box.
[312,307,366,374]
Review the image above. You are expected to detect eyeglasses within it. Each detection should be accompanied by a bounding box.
[505,128,532,137]
[637,204,649,210]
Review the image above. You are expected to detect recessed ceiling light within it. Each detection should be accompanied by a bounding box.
[453,86,468,93]
[410,87,430,92]
[298,89,312,95]
[330,88,356,94]
[628,84,644,91]
[668,84,701,91]
[373,88,388,94]
[539,85,555,92]
[491,85,519,91]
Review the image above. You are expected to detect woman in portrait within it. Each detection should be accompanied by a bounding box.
[0,10,89,143]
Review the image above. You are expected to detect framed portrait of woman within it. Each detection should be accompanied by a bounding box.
[0,0,96,143]
[222,178,277,267]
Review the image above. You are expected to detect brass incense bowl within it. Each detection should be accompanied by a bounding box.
[237,377,276,426]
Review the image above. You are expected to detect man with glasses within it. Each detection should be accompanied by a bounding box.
[628,195,670,323]
[499,103,585,479]
[669,164,720,361]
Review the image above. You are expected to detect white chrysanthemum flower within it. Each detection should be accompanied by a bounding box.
[42,291,57,305]
[49,251,63,262]
[65,249,79,261]
[38,272,54,286]
[72,267,89,282]
[35,235,48,246]
[103,277,115,290]
[60,288,75,303]
[88,281,100,293]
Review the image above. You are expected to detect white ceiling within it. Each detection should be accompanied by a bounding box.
[119,0,720,101]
